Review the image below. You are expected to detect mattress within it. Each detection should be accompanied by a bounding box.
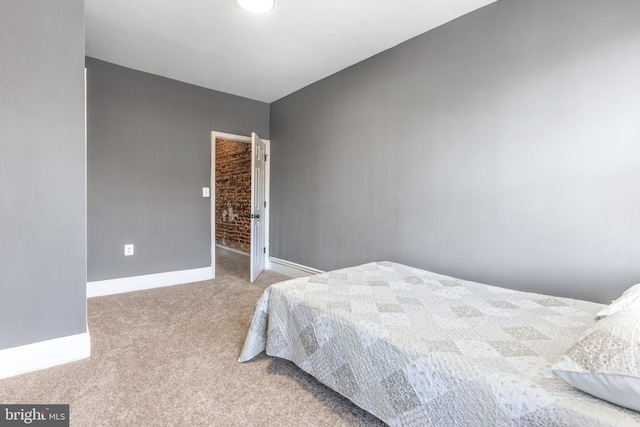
[239,261,640,426]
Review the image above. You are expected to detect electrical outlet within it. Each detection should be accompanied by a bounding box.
[124,244,134,256]
[202,187,210,197]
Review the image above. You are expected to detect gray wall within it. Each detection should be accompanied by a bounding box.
[86,58,269,281]
[0,0,86,349]
[270,0,640,303]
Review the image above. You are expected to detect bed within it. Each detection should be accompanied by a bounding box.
[239,261,640,426]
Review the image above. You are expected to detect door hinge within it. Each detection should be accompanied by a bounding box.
[264,154,267,161]
[264,201,267,208]
[263,247,266,254]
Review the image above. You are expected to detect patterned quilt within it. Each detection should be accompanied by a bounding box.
[239,262,640,426]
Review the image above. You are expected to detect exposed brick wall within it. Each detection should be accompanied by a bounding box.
[215,138,251,253]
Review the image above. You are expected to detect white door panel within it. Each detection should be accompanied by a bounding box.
[250,132,266,282]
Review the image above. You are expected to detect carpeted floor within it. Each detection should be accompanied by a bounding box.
[0,249,386,426]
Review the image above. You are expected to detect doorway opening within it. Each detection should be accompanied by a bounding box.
[211,131,270,282]
[216,137,252,254]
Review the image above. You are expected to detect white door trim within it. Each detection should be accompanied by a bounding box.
[211,131,270,277]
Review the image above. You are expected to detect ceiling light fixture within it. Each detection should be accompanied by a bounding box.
[237,0,275,13]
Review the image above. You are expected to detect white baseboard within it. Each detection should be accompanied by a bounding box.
[269,257,325,278]
[215,244,249,257]
[0,332,90,379]
[87,267,213,298]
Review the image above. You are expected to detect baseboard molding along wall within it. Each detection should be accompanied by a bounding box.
[269,257,325,278]
[0,332,91,379]
[0,260,320,380]
[87,267,213,298]
[215,244,249,257]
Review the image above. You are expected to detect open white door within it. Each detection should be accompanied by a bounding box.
[250,132,266,282]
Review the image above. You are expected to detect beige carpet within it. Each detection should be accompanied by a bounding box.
[0,249,386,426]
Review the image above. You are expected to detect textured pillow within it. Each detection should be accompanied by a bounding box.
[597,283,640,319]
[549,310,640,411]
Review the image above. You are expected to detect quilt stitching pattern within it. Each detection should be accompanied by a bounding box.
[239,262,640,426]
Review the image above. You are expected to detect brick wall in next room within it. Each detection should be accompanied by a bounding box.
[215,138,251,253]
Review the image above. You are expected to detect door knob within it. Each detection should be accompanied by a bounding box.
[255,214,260,219]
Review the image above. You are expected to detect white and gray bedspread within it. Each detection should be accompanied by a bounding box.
[239,261,640,426]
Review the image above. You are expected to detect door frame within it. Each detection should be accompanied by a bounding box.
[211,131,270,278]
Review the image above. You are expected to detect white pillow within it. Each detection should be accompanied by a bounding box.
[549,310,640,411]
[597,283,640,319]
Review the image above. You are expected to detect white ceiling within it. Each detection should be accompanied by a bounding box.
[85,0,498,103]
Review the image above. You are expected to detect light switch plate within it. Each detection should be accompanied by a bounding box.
[124,244,134,256]
[202,187,210,197]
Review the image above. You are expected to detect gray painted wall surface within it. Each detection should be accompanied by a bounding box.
[270,0,640,303]
[86,58,269,281]
[0,0,86,349]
